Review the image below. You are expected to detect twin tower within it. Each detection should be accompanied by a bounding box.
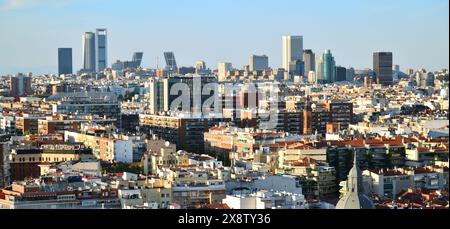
[82,28,108,73]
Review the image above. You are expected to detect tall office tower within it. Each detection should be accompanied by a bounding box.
[249,55,269,71]
[168,75,218,113]
[336,66,347,82]
[303,49,315,75]
[373,52,393,86]
[415,69,435,87]
[95,29,107,72]
[218,62,232,82]
[132,52,144,67]
[282,35,303,75]
[147,78,170,114]
[317,50,336,83]
[163,52,177,71]
[10,73,32,97]
[58,48,73,76]
[82,32,96,72]
[316,57,324,82]
[346,67,355,82]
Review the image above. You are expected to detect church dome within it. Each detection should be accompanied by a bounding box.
[336,154,375,209]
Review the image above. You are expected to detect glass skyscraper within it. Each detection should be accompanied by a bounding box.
[82,32,96,72]
[58,48,72,76]
[303,49,315,75]
[373,52,393,86]
[96,29,108,72]
[317,49,336,83]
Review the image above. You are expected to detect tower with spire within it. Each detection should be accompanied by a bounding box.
[336,153,375,209]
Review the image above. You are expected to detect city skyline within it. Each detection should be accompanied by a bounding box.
[0,0,448,214]
[0,0,448,75]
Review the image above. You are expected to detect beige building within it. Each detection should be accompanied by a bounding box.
[142,138,189,175]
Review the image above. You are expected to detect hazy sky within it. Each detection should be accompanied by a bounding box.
[0,0,448,75]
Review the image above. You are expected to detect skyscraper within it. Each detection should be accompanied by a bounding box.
[336,66,347,82]
[147,77,170,114]
[346,67,355,82]
[58,48,72,76]
[164,52,177,71]
[373,52,393,86]
[132,52,144,67]
[303,49,315,75]
[282,35,303,75]
[317,49,336,83]
[95,29,108,72]
[218,62,232,82]
[248,55,269,71]
[82,32,96,72]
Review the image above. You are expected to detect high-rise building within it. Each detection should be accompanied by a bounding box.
[282,35,303,75]
[132,52,143,67]
[148,75,218,114]
[346,67,355,82]
[316,57,323,82]
[169,75,218,113]
[163,52,177,71]
[218,62,232,82]
[95,29,108,72]
[147,78,170,115]
[317,50,336,83]
[82,32,96,72]
[373,52,393,86]
[303,49,315,75]
[303,100,352,136]
[10,73,32,97]
[248,55,269,71]
[415,69,435,87]
[336,66,347,82]
[58,48,73,76]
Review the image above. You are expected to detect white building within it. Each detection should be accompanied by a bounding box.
[223,190,306,209]
[282,35,303,74]
[218,62,233,82]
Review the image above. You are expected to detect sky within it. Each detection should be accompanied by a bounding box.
[0,0,448,75]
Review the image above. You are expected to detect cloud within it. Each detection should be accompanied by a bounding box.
[0,0,69,11]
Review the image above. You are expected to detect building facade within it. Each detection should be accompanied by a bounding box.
[58,48,73,76]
